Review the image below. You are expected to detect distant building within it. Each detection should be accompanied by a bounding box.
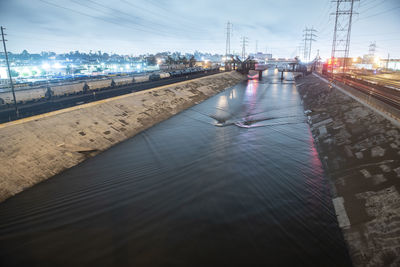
[251,52,273,63]
[379,59,400,70]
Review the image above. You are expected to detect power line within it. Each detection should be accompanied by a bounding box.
[358,5,400,20]
[38,0,202,38]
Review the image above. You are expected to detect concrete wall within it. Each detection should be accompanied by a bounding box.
[297,74,400,267]
[0,71,245,202]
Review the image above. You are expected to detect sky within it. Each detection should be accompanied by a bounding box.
[0,0,399,60]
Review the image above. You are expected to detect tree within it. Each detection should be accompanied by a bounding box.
[9,69,19,77]
[166,55,175,65]
[180,56,188,67]
[146,55,157,66]
[189,56,196,67]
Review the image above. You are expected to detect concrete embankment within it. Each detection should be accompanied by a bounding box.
[296,74,400,267]
[0,71,245,203]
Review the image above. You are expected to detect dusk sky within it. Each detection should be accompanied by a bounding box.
[1,0,399,59]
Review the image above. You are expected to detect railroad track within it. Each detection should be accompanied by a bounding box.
[351,74,400,90]
[332,75,400,110]
[0,70,220,124]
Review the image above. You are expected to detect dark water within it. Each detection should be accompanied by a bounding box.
[0,70,352,267]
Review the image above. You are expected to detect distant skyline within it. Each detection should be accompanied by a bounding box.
[1,0,400,60]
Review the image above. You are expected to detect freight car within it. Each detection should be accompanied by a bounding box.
[0,71,173,105]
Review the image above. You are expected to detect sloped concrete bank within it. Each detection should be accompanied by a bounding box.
[296,74,400,267]
[0,71,245,203]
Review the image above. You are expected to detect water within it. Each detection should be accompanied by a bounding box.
[0,70,352,266]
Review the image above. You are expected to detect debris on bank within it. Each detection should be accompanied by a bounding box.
[297,74,400,267]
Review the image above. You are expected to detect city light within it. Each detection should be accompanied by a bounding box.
[42,63,51,70]
[53,62,62,69]
[22,67,31,76]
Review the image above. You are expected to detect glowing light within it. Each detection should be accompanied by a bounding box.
[42,63,51,70]
[53,62,62,69]
[136,65,141,69]
[22,67,30,75]
[352,57,357,62]
[374,56,380,64]
[126,64,130,69]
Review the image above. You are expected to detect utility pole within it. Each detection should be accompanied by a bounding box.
[303,30,308,61]
[303,27,317,62]
[255,40,258,54]
[225,21,231,58]
[386,53,390,70]
[241,36,248,61]
[331,0,358,75]
[1,26,18,118]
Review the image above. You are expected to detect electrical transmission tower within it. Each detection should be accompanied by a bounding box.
[368,41,376,57]
[241,37,248,60]
[255,40,258,54]
[1,26,18,117]
[303,27,317,62]
[331,0,359,74]
[297,43,304,59]
[225,21,231,58]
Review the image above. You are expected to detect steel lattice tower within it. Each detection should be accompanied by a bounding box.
[368,41,376,57]
[331,0,359,74]
[241,36,248,61]
[225,22,231,58]
[303,27,317,62]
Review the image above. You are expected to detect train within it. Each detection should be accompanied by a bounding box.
[0,66,218,105]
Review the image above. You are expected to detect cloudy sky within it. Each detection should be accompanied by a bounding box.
[1,0,399,59]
